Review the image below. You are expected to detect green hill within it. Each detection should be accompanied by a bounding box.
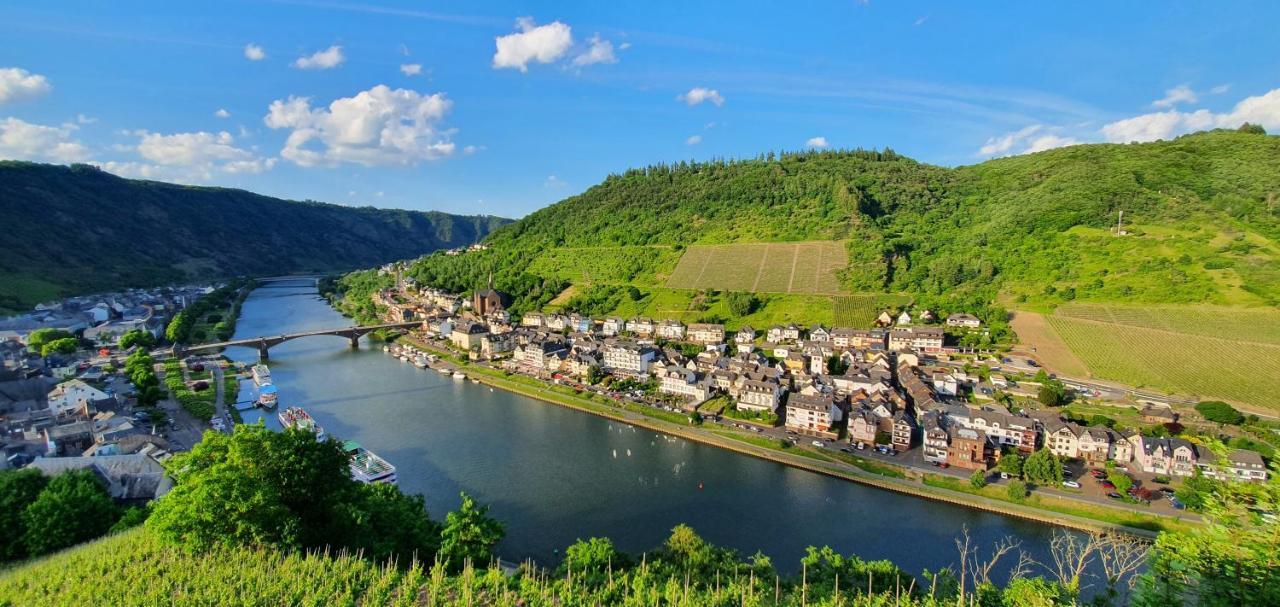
[0,162,511,313]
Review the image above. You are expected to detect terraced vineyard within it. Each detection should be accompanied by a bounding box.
[528,245,681,287]
[1045,314,1280,412]
[1055,303,1280,345]
[665,241,848,294]
[833,293,912,327]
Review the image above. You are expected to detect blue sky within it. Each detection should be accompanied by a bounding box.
[2,1,1279,218]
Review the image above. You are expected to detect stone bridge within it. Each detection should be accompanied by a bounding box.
[177,321,421,360]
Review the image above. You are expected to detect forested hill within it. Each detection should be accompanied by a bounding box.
[393,129,1279,316]
[0,162,511,312]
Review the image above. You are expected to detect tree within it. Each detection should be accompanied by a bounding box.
[826,355,849,375]
[556,537,629,586]
[118,329,155,350]
[26,328,72,352]
[1174,469,1216,511]
[1195,400,1244,425]
[1023,449,1064,485]
[970,469,988,489]
[0,469,49,561]
[1107,471,1132,496]
[1006,479,1028,501]
[22,470,119,557]
[338,483,441,564]
[438,492,505,572]
[998,452,1024,479]
[1238,122,1267,135]
[725,291,759,317]
[1038,378,1068,407]
[40,337,78,357]
[585,364,604,385]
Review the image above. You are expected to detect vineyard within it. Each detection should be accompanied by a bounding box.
[665,241,849,294]
[1055,303,1280,345]
[527,245,681,288]
[833,294,912,327]
[1045,315,1280,411]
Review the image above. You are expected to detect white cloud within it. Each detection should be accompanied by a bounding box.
[573,35,618,66]
[243,43,266,61]
[493,17,573,72]
[678,87,725,107]
[113,130,275,180]
[914,15,929,26]
[978,124,1078,157]
[1101,88,1280,143]
[0,117,90,162]
[1151,84,1197,108]
[214,108,231,118]
[400,63,423,76]
[293,45,345,70]
[685,134,702,145]
[806,136,828,148]
[76,114,97,125]
[544,174,566,189]
[0,67,52,104]
[264,84,456,167]
[463,144,484,155]
[1209,84,1231,95]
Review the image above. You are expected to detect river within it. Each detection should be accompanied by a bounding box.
[228,279,1079,579]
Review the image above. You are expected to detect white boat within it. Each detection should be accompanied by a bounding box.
[251,364,272,387]
[344,440,397,485]
[257,384,279,408]
[278,406,326,441]
[452,371,466,380]
[413,356,428,368]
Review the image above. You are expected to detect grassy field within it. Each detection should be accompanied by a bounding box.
[833,293,912,327]
[528,245,681,287]
[1055,303,1280,345]
[1045,313,1280,412]
[607,288,836,329]
[665,241,849,294]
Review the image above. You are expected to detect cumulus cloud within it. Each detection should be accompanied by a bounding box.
[1101,88,1280,143]
[293,45,345,70]
[400,63,423,76]
[1209,84,1231,95]
[978,124,1079,157]
[76,114,97,125]
[107,130,275,180]
[264,84,456,167]
[806,136,828,148]
[463,144,484,155]
[214,108,231,118]
[244,43,266,61]
[573,35,617,66]
[678,87,725,107]
[685,134,702,145]
[0,67,52,104]
[493,17,572,72]
[0,117,90,162]
[1151,84,1197,108]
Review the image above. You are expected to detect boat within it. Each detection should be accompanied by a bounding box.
[413,357,428,368]
[470,378,480,384]
[452,372,466,380]
[344,440,397,485]
[257,383,279,408]
[251,364,273,387]
[278,406,326,441]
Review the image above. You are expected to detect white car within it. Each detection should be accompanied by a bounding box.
[1062,480,1081,488]
[812,440,825,447]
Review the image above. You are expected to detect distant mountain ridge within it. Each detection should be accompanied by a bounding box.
[0,162,511,312]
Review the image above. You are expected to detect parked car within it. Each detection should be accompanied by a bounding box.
[812,440,825,448]
[1106,492,1123,500]
[1063,480,1081,488]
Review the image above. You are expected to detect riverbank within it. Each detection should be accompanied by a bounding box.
[397,334,1193,538]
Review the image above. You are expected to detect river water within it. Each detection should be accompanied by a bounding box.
[229,279,1075,578]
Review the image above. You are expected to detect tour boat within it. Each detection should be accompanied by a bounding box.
[344,440,397,485]
[278,406,326,441]
[257,383,278,408]
[452,371,466,380]
[251,364,273,387]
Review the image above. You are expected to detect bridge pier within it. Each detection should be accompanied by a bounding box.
[258,342,270,361]
[349,334,359,349]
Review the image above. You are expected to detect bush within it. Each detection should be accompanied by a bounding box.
[970,469,988,489]
[1195,400,1244,425]
[1006,479,1028,501]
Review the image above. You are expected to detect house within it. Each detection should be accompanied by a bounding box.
[888,327,945,352]
[602,340,657,375]
[448,321,489,351]
[946,427,991,470]
[1139,404,1178,425]
[963,408,1039,454]
[875,311,894,327]
[946,313,982,329]
[567,314,593,334]
[737,379,783,414]
[832,366,891,395]
[570,352,602,380]
[1077,426,1132,464]
[921,410,950,464]
[626,317,655,337]
[896,311,912,325]
[543,314,569,332]
[480,332,517,358]
[1040,417,1083,460]
[658,365,713,401]
[784,394,844,439]
[601,317,625,336]
[520,313,544,328]
[847,408,879,445]
[891,411,916,452]
[656,319,686,340]
[767,324,801,343]
[515,339,568,371]
[27,454,172,505]
[47,379,113,418]
[809,326,831,342]
[688,323,725,345]
[735,326,756,345]
[783,352,808,373]
[1130,436,1198,477]
[43,421,94,456]
[1198,449,1269,483]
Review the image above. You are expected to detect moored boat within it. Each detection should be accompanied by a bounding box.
[278,406,326,441]
[252,364,273,387]
[257,383,278,408]
[452,371,466,380]
[344,440,397,484]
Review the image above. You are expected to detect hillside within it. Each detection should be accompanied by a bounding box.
[0,162,511,313]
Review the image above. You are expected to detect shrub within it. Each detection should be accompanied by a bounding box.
[1195,400,1244,425]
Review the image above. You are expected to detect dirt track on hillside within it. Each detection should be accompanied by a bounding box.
[1010,310,1091,377]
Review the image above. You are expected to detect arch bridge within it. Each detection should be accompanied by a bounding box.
[177,321,420,360]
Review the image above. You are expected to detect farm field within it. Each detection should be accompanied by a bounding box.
[528,245,681,288]
[665,241,848,294]
[1044,315,1280,412]
[832,293,912,327]
[1009,311,1091,378]
[1055,303,1280,345]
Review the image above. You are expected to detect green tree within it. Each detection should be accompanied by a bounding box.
[970,469,988,489]
[1107,471,1133,496]
[1038,378,1068,407]
[1195,400,1244,425]
[826,355,849,375]
[0,469,49,561]
[40,337,79,357]
[118,329,155,350]
[998,452,1024,479]
[585,364,604,385]
[1174,469,1216,512]
[725,291,759,317]
[1023,449,1064,485]
[26,328,72,351]
[337,483,441,564]
[556,537,628,586]
[22,470,119,557]
[1006,479,1028,501]
[438,492,505,572]
[1237,122,1267,135]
